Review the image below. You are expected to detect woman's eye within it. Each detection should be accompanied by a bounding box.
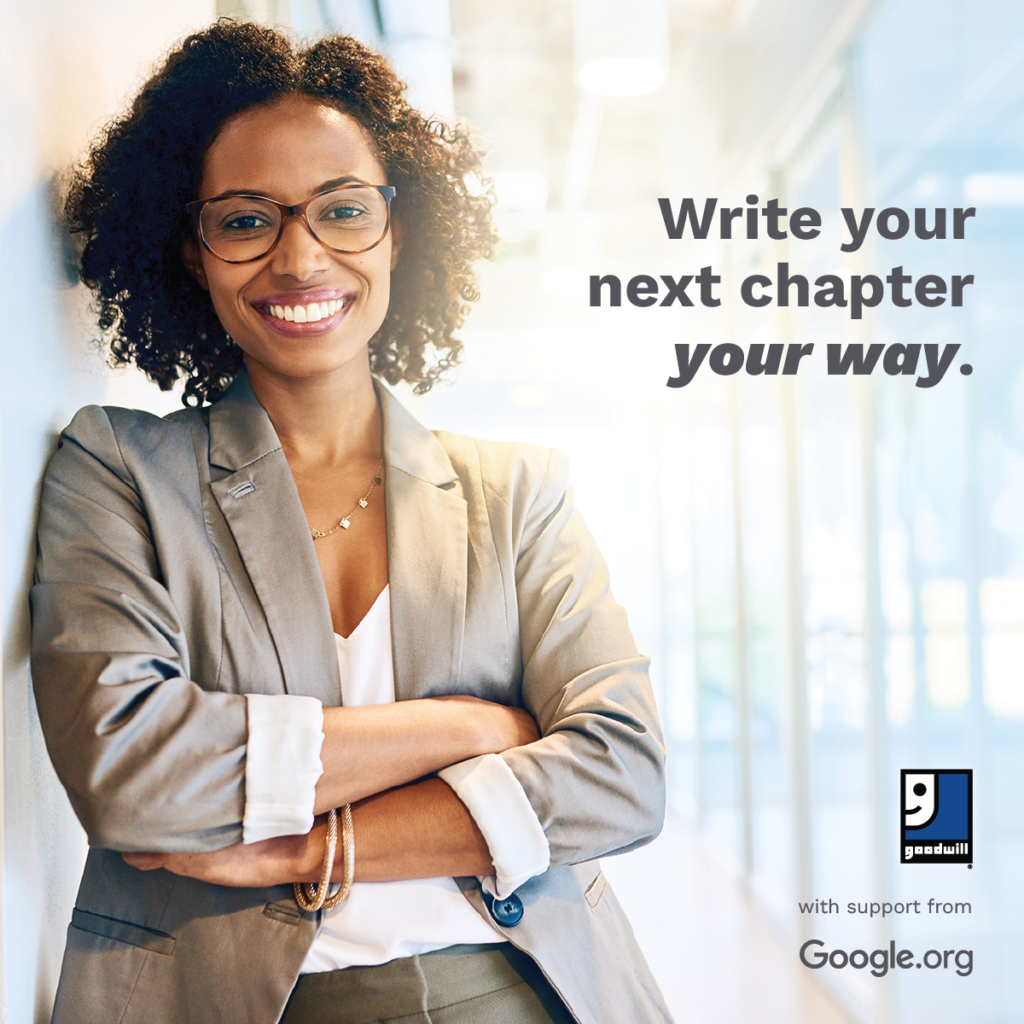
[221,213,273,232]
[321,204,366,221]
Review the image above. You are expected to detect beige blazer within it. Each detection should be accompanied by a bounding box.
[30,371,671,1024]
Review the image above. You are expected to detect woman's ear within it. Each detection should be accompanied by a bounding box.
[389,217,404,271]
[181,237,210,291]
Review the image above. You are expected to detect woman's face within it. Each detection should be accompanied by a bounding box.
[183,94,400,387]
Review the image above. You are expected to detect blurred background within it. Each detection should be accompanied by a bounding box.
[2,0,1022,1021]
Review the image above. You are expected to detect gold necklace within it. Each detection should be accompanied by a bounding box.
[309,459,384,540]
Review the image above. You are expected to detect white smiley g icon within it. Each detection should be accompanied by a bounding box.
[905,772,938,828]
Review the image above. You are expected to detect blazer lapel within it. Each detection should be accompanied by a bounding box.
[378,385,468,702]
[207,373,340,705]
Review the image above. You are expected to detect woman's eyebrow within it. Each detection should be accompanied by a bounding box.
[205,176,374,201]
[314,175,372,192]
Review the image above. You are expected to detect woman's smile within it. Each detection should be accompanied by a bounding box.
[183,94,400,383]
[252,288,354,334]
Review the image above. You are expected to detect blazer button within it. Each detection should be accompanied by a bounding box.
[487,892,524,927]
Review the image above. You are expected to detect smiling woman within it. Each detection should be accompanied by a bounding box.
[65,22,493,405]
[181,97,402,390]
[34,19,671,1024]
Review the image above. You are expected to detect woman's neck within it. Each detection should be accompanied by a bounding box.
[244,357,382,468]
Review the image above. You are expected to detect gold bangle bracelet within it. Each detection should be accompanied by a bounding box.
[321,803,354,910]
[294,807,338,913]
[293,805,354,913]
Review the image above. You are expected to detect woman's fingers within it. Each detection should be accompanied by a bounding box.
[504,705,541,746]
[433,694,540,749]
[122,846,257,885]
[122,852,166,871]
[485,703,540,749]
[121,829,319,887]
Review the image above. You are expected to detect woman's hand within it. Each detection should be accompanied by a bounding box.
[434,695,540,753]
[123,829,316,888]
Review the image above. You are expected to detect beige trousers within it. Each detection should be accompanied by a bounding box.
[279,944,576,1024]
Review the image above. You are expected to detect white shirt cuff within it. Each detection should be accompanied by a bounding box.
[438,752,550,899]
[243,694,325,844]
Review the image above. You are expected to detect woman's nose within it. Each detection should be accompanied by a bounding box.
[268,215,331,280]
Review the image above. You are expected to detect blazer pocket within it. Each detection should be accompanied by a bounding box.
[70,908,176,956]
[583,869,608,910]
[262,899,305,925]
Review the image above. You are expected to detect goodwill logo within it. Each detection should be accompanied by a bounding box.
[901,769,972,865]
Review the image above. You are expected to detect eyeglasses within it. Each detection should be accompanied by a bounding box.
[185,184,397,264]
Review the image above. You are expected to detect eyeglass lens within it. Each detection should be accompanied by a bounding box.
[199,186,389,261]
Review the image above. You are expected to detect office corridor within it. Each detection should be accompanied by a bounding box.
[603,816,856,1024]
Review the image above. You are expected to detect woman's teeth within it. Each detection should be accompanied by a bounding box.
[265,299,346,323]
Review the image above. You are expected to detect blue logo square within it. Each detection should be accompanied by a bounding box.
[900,769,972,865]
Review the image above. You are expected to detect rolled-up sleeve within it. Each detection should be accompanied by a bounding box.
[438,752,550,897]
[242,694,324,843]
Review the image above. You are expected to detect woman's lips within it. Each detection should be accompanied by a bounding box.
[253,295,352,335]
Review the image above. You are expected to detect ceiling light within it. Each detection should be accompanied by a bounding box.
[579,57,666,96]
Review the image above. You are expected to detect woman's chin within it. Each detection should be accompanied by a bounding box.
[242,344,372,386]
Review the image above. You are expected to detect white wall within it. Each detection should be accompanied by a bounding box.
[0,2,213,1018]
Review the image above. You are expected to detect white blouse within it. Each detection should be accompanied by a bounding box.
[241,585,551,971]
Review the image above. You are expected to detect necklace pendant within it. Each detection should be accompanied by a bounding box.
[309,458,382,542]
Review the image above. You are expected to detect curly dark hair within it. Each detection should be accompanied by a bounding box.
[65,20,497,404]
